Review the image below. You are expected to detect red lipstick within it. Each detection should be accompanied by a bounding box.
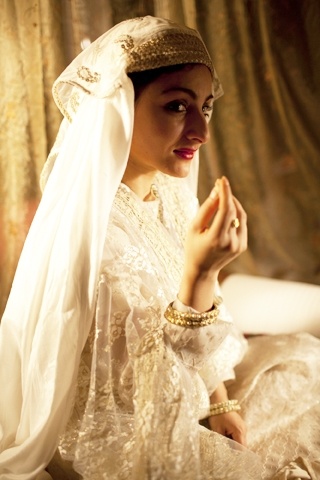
[174,148,196,160]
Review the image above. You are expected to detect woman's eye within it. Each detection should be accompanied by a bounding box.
[203,104,213,118]
[166,101,187,113]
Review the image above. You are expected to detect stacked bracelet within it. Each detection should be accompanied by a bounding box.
[164,302,220,328]
[208,399,241,416]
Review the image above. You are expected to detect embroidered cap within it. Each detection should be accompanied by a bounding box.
[53,16,222,123]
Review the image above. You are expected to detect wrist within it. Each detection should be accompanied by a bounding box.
[208,383,241,417]
[179,269,219,311]
[210,383,228,404]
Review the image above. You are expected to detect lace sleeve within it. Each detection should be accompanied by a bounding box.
[101,221,234,369]
[58,211,262,479]
[170,293,248,394]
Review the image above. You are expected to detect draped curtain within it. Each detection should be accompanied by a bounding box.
[1,0,319,316]
[0,0,65,316]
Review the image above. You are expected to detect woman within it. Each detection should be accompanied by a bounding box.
[0,16,319,480]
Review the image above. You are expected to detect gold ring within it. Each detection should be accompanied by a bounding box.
[231,218,240,229]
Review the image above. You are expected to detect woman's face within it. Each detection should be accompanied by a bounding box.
[128,64,213,180]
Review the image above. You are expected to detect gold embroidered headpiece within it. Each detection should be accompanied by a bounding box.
[125,30,214,74]
[53,16,223,122]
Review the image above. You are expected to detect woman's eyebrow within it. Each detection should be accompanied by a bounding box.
[161,86,214,102]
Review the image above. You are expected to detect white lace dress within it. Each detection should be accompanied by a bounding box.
[50,174,320,479]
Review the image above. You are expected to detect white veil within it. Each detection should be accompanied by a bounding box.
[0,16,222,478]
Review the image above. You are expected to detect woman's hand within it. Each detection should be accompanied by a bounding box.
[208,411,247,447]
[208,384,247,446]
[178,176,247,311]
[186,175,247,275]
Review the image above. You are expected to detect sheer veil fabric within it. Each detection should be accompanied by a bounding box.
[0,71,134,477]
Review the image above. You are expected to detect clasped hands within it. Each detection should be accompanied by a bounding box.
[179,176,247,311]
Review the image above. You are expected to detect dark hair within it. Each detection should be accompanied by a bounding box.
[127,64,196,99]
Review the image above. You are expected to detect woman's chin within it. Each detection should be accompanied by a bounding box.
[165,165,191,179]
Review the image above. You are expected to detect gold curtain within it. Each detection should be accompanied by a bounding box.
[0,0,65,316]
[197,0,320,283]
[1,0,319,317]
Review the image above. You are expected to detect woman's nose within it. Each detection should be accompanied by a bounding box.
[185,110,210,144]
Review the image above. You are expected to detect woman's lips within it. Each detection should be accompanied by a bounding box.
[174,148,196,160]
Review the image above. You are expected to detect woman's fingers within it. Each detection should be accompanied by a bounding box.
[231,427,247,447]
[213,177,237,243]
[232,196,248,251]
[202,176,238,251]
[193,176,236,236]
[192,186,219,232]
[186,176,248,274]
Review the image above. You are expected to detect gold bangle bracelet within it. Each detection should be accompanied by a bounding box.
[164,302,220,328]
[208,399,241,416]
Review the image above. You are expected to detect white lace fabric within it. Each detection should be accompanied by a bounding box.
[57,174,261,479]
[55,176,320,479]
[227,332,320,478]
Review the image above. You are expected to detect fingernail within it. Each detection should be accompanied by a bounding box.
[210,178,221,199]
[211,178,221,197]
[222,176,229,186]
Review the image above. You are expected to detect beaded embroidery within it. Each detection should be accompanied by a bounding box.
[77,66,101,83]
[114,183,183,288]
[52,81,73,122]
[127,32,213,74]
[115,35,135,53]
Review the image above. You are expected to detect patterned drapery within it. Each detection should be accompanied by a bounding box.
[1,0,319,316]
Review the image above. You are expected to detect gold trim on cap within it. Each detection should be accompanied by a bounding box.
[126,32,213,74]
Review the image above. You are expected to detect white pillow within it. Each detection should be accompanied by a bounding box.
[221,274,320,337]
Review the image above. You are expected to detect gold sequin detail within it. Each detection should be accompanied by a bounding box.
[126,32,213,74]
[77,66,101,83]
[115,34,135,52]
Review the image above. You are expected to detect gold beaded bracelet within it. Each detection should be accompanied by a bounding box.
[208,399,241,416]
[164,302,220,328]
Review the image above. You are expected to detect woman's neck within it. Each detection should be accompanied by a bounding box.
[121,170,158,201]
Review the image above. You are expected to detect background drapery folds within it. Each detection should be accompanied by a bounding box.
[1,0,319,316]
